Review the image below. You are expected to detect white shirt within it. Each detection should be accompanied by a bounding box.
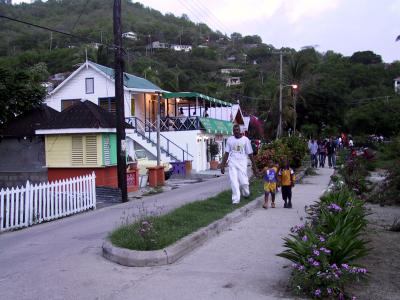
[225,135,253,162]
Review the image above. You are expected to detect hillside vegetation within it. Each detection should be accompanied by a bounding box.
[1,0,400,137]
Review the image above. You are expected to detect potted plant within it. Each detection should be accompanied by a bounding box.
[209,141,220,170]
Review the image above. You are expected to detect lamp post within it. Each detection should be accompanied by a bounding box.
[280,84,298,137]
[292,84,298,134]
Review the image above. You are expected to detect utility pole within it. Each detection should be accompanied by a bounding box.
[277,51,283,139]
[293,86,298,133]
[113,0,127,202]
[49,32,53,51]
[156,93,161,166]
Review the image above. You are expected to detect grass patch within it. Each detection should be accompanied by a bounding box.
[109,178,264,251]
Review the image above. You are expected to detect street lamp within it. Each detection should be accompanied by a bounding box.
[291,84,298,133]
[280,84,298,136]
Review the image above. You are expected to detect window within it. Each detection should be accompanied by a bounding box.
[85,78,94,94]
[71,135,98,166]
[61,99,80,111]
[71,136,83,166]
[99,97,116,113]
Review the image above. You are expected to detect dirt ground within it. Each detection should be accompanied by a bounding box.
[350,203,400,300]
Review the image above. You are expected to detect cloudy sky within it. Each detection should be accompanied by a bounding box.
[13,0,400,62]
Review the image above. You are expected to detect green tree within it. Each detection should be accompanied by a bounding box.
[0,67,46,124]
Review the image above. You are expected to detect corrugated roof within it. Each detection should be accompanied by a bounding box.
[38,100,133,130]
[90,61,162,91]
[0,105,60,137]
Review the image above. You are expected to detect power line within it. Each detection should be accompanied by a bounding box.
[176,0,204,25]
[0,14,119,50]
[71,0,91,32]
[191,0,230,34]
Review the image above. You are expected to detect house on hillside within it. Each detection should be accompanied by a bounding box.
[43,60,242,171]
[147,41,170,50]
[394,77,400,94]
[35,101,138,192]
[220,68,245,74]
[226,77,241,87]
[170,44,192,52]
[122,31,138,40]
[0,105,60,188]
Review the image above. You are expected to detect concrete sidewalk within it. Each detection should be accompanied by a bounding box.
[0,167,333,300]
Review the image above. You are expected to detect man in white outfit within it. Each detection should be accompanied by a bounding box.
[220,125,258,204]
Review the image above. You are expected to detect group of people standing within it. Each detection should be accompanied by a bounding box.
[308,137,338,169]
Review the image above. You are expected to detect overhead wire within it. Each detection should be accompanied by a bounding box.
[191,0,230,34]
[0,14,121,51]
[71,0,91,32]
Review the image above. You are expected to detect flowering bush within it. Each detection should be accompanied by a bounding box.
[278,188,369,299]
[255,136,308,170]
[137,219,158,250]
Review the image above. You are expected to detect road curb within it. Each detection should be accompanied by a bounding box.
[102,168,308,267]
[102,197,263,267]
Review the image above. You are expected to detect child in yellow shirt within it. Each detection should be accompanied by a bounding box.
[262,160,278,208]
[278,160,295,208]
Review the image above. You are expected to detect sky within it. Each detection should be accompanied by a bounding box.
[13,0,400,62]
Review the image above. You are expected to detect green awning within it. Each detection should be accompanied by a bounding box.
[199,117,233,135]
[162,92,232,107]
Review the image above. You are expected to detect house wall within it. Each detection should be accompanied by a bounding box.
[45,66,133,118]
[48,166,118,188]
[45,134,102,167]
[45,67,114,111]
[0,137,45,172]
[150,131,225,172]
[0,137,48,188]
[0,171,48,189]
[102,133,117,165]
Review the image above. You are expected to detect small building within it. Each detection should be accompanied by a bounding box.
[220,68,245,74]
[122,31,138,40]
[42,60,246,172]
[147,41,170,49]
[170,44,192,52]
[0,105,60,188]
[36,101,138,192]
[226,77,241,87]
[394,77,400,94]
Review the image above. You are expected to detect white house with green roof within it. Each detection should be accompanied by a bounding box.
[44,61,244,172]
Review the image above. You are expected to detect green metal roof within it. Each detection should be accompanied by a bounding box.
[199,117,233,135]
[90,61,162,91]
[162,92,232,107]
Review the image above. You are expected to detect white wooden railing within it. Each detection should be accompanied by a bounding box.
[0,172,96,232]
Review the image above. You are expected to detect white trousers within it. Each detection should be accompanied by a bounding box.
[228,160,250,204]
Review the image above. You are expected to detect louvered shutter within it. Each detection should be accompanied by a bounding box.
[71,136,83,165]
[85,135,97,165]
[103,135,111,165]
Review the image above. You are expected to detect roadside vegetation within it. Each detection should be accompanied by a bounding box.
[278,134,400,299]
[334,136,400,205]
[109,136,309,251]
[278,185,369,299]
[255,136,309,170]
[109,178,264,251]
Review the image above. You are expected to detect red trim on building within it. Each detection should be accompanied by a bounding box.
[48,166,138,192]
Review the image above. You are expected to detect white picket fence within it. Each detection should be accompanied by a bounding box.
[0,172,96,232]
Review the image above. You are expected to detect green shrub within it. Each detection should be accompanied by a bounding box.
[278,188,369,299]
[255,136,308,171]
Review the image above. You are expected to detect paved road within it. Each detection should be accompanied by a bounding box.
[0,168,333,300]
